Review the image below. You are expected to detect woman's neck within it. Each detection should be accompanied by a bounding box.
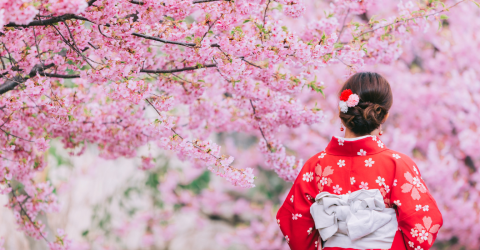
[344,127,381,139]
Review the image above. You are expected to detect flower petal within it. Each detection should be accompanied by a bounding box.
[429,224,441,234]
[327,178,333,186]
[418,184,427,193]
[423,216,432,231]
[428,233,433,245]
[401,183,413,193]
[415,223,425,231]
[411,187,421,200]
[323,166,334,176]
[404,171,413,184]
[315,164,323,177]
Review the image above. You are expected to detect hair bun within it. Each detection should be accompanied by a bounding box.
[338,72,393,135]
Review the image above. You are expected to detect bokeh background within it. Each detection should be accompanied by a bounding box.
[1,0,480,249]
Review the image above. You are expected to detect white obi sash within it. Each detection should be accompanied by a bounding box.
[310,189,398,249]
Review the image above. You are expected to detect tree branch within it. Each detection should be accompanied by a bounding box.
[6,14,91,28]
[0,63,55,95]
[140,64,216,74]
[193,0,228,3]
[130,0,145,5]
[87,0,98,6]
[0,127,34,142]
[7,182,49,243]
[249,99,272,150]
[42,73,80,78]
[336,8,350,43]
[132,33,196,47]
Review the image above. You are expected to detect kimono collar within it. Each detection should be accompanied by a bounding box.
[325,135,388,156]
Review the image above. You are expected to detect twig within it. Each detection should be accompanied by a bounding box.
[171,73,191,93]
[145,98,184,139]
[249,99,272,150]
[132,33,196,47]
[7,182,49,242]
[51,24,97,68]
[336,8,350,43]
[263,0,272,27]
[42,73,80,78]
[240,57,262,69]
[130,0,145,5]
[335,56,353,68]
[98,25,116,39]
[0,110,16,129]
[140,64,216,74]
[357,0,466,37]
[193,0,227,3]
[88,42,99,50]
[199,17,220,45]
[0,127,34,142]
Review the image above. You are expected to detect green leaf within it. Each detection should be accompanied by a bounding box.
[334,43,343,49]
[145,173,159,189]
[82,230,89,237]
[440,14,449,20]
[282,26,288,32]
[243,19,251,23]
[164,16,175,21]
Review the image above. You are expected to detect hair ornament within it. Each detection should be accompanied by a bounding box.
[339,89,360,113]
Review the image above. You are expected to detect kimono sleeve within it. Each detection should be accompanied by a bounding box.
[390,155,443,249]
[276,157,320,250]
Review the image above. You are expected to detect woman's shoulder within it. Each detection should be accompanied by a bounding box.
[378,149,420,175]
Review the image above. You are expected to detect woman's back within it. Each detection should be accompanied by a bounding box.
[276,72,443,250]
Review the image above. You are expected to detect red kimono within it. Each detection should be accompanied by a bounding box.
[276,135,443,250]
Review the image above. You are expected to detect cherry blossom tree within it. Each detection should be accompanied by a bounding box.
[0,0,479,249]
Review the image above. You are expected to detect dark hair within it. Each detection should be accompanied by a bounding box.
[339,72,393,136]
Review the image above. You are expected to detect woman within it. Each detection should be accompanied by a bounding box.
[276,72,443,250]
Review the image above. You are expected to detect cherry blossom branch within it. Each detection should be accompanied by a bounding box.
[263,0,272,28]
[140,64,216,74]
[336,8,350,43]
[5,14,91,28]
[87,0,98,6]
[199,17,220,45]
[170,73,191,93]
[145,98,249,178]
[50,24,97,68]
[193,0,229,3]
[249,99,272,150]
[357,0,467,37]
[129,0,145,5]
[335,56,353,68]
[88,42,99,50]
[7,182,49,242]
[0,127,35,142]
[240,57,262,69]
[42,73,80,78]
[132,33,196,47]
[0,63,55,95]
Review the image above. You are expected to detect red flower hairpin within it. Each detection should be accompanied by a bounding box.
[339,89,359,113]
